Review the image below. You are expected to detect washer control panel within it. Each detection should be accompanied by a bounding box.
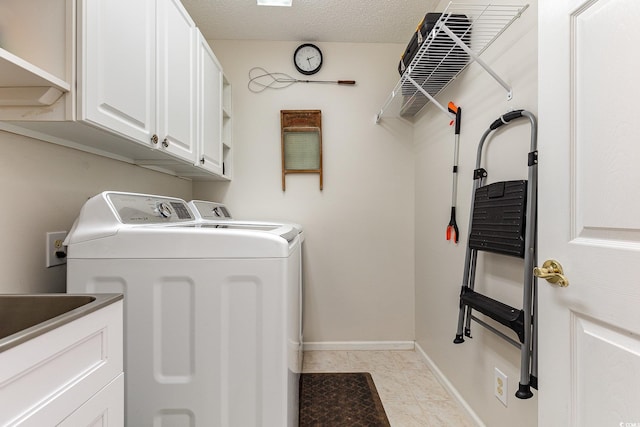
[189,200,233,220]
[107,193,194,224]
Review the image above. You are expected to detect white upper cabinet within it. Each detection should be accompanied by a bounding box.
[196,30,223,176]
[81,0,197,164]
[0,0,230,180]
[79,0,156,146]
[156,0,197,162]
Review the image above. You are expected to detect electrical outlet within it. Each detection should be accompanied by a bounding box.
[46,231,67,268]
[494,367,508,406]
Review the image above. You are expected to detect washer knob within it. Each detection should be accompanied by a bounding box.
[156,202,173,219]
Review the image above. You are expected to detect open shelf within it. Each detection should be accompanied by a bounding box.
[0,0,71,105]
[221,74,233,179]
[0,47,70,106]
[376,3,529,123]
[0,47,70,90]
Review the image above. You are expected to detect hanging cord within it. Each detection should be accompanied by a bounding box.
[248,67,355,93]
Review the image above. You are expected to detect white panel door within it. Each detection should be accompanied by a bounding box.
[196,31,223,175]
[538,1,640,425]
[156,0,197,163]
[80,0,155,146]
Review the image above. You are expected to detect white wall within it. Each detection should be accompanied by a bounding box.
[193,40,416,344]
[414,0,538,425]
[0,131,192,294]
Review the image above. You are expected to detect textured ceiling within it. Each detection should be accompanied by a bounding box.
[182,0,441,43]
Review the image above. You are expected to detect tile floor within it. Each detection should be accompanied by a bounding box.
[302,350,475,427]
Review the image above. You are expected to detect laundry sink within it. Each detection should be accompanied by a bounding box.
[0,293,124,425]
[0,293,122,352]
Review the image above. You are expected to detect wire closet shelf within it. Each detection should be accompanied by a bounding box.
[375,3,529,123]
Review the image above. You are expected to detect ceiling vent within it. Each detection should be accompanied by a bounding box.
[257,0,292,6]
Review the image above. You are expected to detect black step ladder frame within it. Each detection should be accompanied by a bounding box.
[453,110,538,399]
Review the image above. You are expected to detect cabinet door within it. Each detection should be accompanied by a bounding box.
[58,374,124,427]
[196,31,223,175]
[79,0,156,146]
[156,0,197,162]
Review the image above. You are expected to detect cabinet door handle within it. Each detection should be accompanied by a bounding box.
[151,134,158,145]
[162,138,169,148]
[200,156,205,165]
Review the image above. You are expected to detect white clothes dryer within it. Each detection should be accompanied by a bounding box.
[189,199,306,357]
[65,192,302,427]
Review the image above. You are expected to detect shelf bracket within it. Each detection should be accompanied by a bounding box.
[406,74,455,119]
[375,88,396,123]
[439,23,513,100]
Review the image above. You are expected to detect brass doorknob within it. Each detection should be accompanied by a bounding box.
[533,259,569,287]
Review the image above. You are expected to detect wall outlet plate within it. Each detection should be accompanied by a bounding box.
[494,367,508,406]
[46,231,67,268]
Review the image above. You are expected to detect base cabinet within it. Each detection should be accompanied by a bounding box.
[0,300,124,427]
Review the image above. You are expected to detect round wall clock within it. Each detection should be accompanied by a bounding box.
[293,43,323,75]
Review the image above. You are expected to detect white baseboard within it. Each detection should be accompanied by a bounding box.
[414,342,486,427]
[303,341,415,351]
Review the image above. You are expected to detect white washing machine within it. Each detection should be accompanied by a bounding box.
[65,192,302,427]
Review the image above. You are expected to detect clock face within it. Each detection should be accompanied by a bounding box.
[294,43,323,75]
